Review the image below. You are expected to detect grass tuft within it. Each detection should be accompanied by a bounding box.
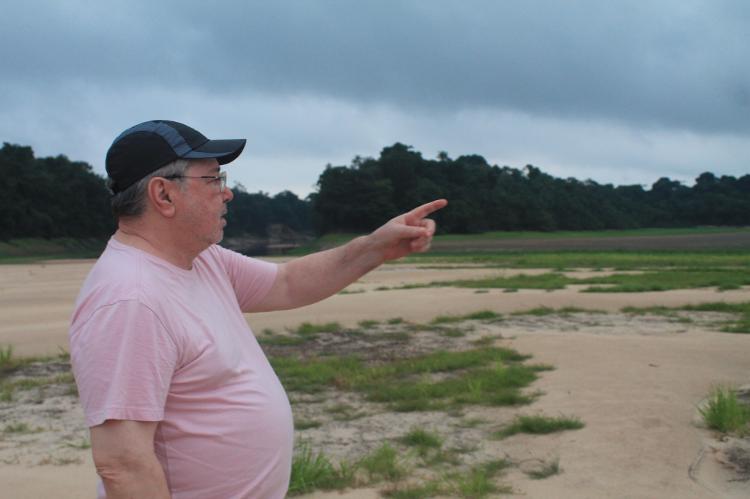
[358,320,380,329]
[452,460,513,498]
[294,322,342,336]
[382,480,444,498]
[0,345,14,369]
[288,445,356,495]
[360,443,405,481]
[495,414,584,439]
[399,427,443,455]
[700,386,750,435]
[3,422,41,434]
[295,419,322,430]
[431,310,503,325]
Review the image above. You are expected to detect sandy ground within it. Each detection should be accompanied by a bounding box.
[0,260,748,498]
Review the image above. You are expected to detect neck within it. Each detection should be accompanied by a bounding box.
[115,220,202,270]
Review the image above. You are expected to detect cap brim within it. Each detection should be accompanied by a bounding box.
[183,139,246,165]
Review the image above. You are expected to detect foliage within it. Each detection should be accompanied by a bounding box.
[494,414,584,438]
[406,250,750,269]
[4,140,750,242]
[359,443,406,481]
[224,189,313,237]
[0,144,113,239]
[399,427,443,453]
[312,143,750,233]
[272,347,543,412]
[288,445,356,495]
[700,387,750,435]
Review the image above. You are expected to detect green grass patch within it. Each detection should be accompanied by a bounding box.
[451,459,513,497]
[257,334,308,346]
[288,445,357,495]
[437,328,466,338]
[700,387,750,435]
[0,238,106,263]
[3,422,41,434]
[404,249,750,270]
[358,320,380,329]
[360,443,406,482]
[413,267,750,293]
[383,480,444,499]
[325,402,367,421]
[295,419,322,430]
[580,269,750,293]
[383,332,414,342]
[399,427,443,454]
[495,414,584,439]
[272,347,543,412]
[0,345,13,369]
[432,227,750,241]
[431,310,503,324]
[511,306,600,317]
[431,273,572,291]
[387,318,404,325]
[294,322,343,336]
[623,301,750,334]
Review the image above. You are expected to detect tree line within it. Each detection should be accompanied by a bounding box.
[312,143,750,233]
[1,141,748,241]
[0,142,310,240]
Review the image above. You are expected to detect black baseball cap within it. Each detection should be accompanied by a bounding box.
[105,120,246,194]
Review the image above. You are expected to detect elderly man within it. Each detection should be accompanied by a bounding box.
[69,120,446,499]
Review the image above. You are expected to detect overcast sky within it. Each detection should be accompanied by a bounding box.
[2,0,748,196]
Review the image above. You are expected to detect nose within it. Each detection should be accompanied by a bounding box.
[223,186,234,203]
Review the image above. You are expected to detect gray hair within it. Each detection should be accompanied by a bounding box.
[109,159,190,220]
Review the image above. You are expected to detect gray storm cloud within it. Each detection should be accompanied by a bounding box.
[2,1,749,133]
[1,0,748,195]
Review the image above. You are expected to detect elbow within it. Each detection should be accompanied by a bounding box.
[93,447,150,486]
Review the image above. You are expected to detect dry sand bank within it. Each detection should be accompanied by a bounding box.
[1,260,749,357]
[0,260,748,498]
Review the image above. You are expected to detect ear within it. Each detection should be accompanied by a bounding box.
[147,177,178,218]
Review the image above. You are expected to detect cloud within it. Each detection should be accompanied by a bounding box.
[1,1,748,197]
[3,1,749,133]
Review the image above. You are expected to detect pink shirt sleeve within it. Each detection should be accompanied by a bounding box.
[70,300,179,427]
[213,245,278,312]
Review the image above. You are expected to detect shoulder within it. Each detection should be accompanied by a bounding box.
[70,240,172,330]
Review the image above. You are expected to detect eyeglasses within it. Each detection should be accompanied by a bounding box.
[164,171,227,192]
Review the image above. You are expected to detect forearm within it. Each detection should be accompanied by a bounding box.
[270,234,384,310]
[97,453,171,499]
[252,199,445,312]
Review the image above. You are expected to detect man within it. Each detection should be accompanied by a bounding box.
[69,120,447,499]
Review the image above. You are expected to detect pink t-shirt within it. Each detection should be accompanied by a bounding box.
[69,238,293,499]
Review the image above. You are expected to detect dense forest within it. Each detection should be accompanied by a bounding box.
[1,141,748,241]
[312,143,750,233]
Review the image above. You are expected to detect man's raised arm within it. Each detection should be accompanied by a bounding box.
[250,199,447,312]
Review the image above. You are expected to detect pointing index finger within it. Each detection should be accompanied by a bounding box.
[405,199,448,224]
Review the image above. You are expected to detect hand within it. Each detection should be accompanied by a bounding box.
[370,199,448,262]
